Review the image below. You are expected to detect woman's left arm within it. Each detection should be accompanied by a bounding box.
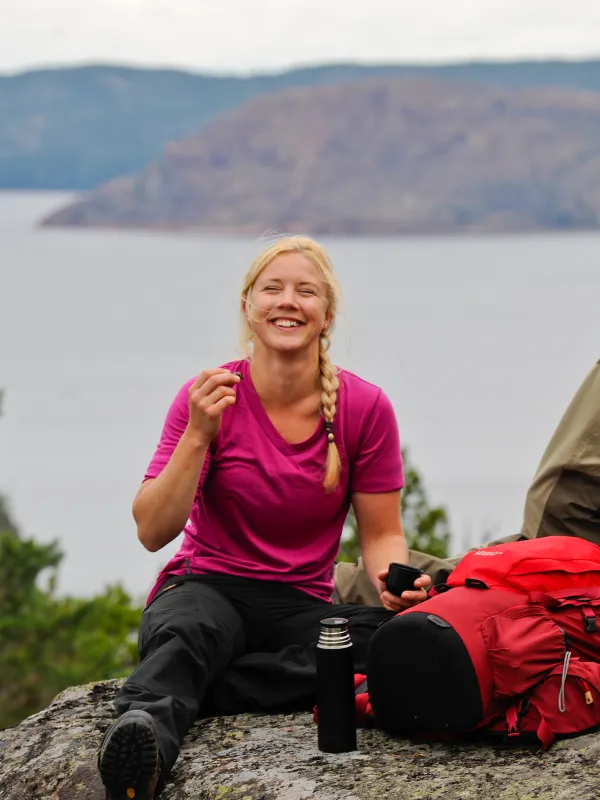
[352,489,431,611]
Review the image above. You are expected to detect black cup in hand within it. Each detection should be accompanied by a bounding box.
[386,562,424,597]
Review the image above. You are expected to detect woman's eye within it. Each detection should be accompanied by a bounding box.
[264,286,280,291]
[299,289,315,295]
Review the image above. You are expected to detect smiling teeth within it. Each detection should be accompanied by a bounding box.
[274,320,301,327]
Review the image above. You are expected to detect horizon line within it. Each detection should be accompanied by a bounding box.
[2,54,600,80]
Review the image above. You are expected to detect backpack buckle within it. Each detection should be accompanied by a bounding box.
[465,578,489,590]
[582,606,598,633]
[505,704,520,737]
[585,617,597,633]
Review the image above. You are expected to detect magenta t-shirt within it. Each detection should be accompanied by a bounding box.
[144,359,404,604]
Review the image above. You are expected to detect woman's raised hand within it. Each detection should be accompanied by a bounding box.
[186,369,241,446]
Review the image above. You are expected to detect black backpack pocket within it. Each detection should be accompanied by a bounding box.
[366,610,483,733]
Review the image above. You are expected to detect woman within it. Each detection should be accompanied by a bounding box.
[98,236,430,800]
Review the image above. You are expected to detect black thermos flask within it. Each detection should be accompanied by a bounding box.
[316,617,357,753]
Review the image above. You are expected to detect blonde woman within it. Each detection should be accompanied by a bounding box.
[98,236,430,800]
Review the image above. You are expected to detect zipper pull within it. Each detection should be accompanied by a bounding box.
[583,680,594,705]
[558,650,571,713]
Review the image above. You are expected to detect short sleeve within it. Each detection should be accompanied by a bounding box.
[349,389,404,493]
[144,379,211,488]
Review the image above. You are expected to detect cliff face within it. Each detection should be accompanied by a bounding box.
[1,679,600,799]
[41,77,600,235]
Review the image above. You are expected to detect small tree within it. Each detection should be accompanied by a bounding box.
[338,447,451,562]
[0,492,18,535]
[0,527,143,730]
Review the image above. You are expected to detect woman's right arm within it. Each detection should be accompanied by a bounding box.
[133,368,240,552]
[132,429,209,552]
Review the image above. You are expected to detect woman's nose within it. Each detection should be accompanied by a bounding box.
[278,287,298,306]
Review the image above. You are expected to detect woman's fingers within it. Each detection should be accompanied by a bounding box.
[379,570,432,611]
[380,584,429,612]
[210,394,237,415]
[414,574,432,590]
[188,368,231,394]
[200,385,237,414]
[190,371,240,402]
[187,369,241,444]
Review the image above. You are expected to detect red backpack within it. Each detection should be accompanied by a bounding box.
[360,536,600,748]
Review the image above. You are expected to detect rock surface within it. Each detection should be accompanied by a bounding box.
[41,77,600,236]
[2,680,600,799]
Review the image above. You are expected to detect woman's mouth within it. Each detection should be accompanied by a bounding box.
[270,318,305,329]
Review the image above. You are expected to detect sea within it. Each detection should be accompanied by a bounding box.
[1,191,599,602]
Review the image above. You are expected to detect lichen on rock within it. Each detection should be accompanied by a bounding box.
[1,680,600,799]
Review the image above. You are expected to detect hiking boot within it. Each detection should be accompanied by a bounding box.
[98,709,162,800]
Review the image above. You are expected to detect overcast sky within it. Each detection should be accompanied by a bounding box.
[2,0,600,75]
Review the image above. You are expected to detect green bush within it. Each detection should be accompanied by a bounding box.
[0,513,142,730]
[338,447,451,562]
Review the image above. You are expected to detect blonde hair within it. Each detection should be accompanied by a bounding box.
[240,236,342,492]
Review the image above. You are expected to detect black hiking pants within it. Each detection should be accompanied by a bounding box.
[114,574,393,775]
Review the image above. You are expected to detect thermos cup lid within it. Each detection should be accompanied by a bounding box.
[318,617,352,649]
[320,617,349,628]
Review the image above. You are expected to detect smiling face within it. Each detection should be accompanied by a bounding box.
[244,252,332,356]
[238,236,343,491]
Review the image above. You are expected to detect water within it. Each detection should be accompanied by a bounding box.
[1,191,598,601]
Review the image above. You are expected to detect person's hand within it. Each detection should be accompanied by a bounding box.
[377,570,431,612]
[186,368,241,446]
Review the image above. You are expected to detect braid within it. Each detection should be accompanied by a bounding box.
[319,334,341,492]
[238,235,343,492]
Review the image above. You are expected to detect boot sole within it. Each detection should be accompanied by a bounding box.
[99,715,159,800]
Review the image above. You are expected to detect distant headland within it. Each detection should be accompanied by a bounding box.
[3,61,600,234]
